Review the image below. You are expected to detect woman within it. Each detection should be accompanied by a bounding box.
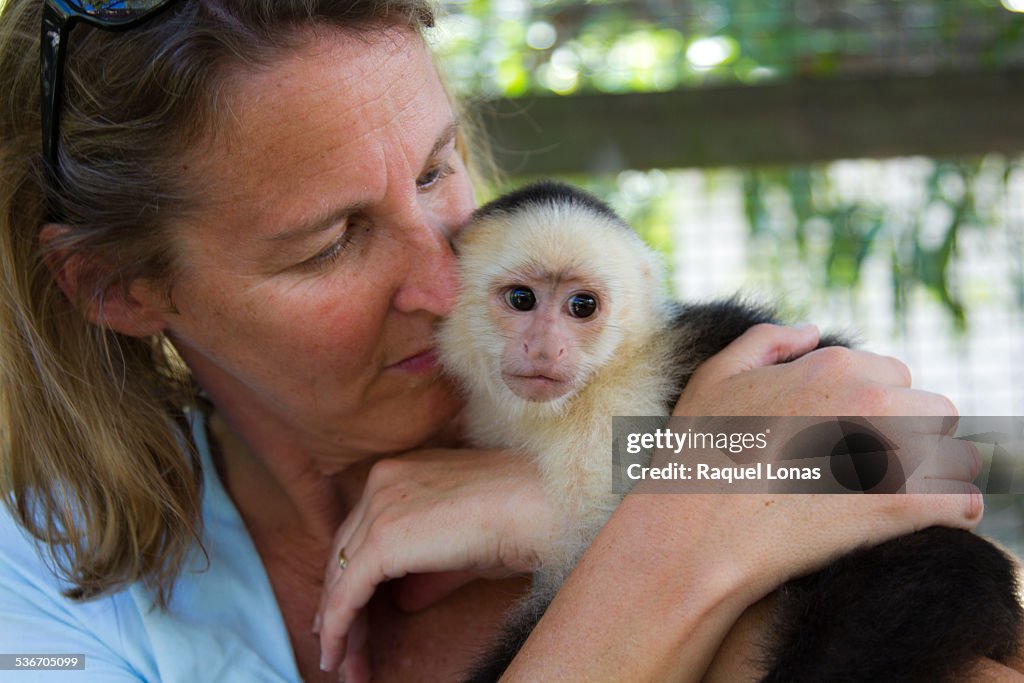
[0,1,980,681]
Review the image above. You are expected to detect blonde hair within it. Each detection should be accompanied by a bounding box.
[0,0,443,606]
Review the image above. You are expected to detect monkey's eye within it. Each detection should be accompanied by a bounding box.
[505,286,537,311]
[567,293,598,319]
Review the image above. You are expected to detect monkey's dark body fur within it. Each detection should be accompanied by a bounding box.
[458,184,1022,683]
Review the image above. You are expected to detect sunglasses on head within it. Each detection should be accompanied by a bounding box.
[41,0,180,190]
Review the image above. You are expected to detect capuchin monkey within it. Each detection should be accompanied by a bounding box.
[436,181,1023,683]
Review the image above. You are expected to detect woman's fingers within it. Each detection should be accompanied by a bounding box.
[317,509,509,672]
[676,324,956,419]
[709,324,912,392]
[833,413,972,493]
[315,449,554,675]
[693,323,821,380]
[904,433,983,493]
[318,543,381,672]
[798,346,913,389]
[884,388,957,417]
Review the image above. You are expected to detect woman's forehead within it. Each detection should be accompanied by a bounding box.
[182,27,453,232]
[215,27,437,148]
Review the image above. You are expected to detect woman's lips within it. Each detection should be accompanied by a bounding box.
[390,348,439,374]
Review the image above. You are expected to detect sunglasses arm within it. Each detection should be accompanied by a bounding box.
[40,3,73,180]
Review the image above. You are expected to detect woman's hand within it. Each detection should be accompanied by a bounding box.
[315,448,558,678]
[674,323,956,418]
[671,322,981,578]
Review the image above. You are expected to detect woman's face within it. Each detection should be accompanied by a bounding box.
[151,27,475,466]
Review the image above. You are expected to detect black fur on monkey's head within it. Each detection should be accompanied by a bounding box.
[447,180,668,325]
[468,181,627,230]
[449,181,665,292]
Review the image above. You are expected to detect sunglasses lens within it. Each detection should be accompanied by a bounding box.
[66,1,172,20]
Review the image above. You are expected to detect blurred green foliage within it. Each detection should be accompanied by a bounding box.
[739,158,1020,331]
[436,0,1024,97]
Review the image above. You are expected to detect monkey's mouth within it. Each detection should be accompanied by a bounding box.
[503,373,575,402]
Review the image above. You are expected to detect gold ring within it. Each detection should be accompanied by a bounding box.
[337,546,349,571]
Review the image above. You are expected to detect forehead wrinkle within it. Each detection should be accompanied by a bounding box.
[192,45,408,230]
[204,28,416,167]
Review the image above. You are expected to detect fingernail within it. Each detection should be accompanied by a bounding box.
[321,654,330,672]
[312,613,322,634]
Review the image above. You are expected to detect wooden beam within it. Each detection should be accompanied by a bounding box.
[470,70,1024,174]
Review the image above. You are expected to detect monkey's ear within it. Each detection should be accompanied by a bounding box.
[39,224,169,338]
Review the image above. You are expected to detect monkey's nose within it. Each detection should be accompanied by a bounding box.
[524,342,565,363]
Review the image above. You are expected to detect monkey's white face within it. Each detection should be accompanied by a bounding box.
[489,269,608,403]
[437,191,662,416]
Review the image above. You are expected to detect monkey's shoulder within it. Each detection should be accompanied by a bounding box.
[653,298,779,394]
[665,298,779,354]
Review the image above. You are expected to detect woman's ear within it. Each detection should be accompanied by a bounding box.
[39,223,169,338]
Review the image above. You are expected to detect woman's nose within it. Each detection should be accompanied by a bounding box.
[390,214,459,317]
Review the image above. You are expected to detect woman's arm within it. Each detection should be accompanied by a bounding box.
[503,492,978,682]
[317,324,980,680]
[501,492,760,682]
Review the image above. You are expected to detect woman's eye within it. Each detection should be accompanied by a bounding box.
[416,161,455,190]
[299,231,354,271]
[505,286,536,311]
[567,293,598,319]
